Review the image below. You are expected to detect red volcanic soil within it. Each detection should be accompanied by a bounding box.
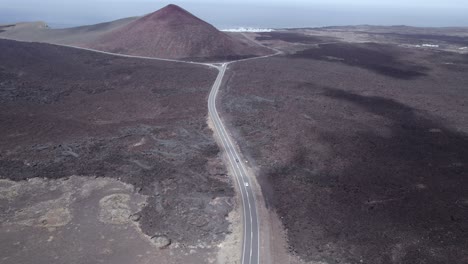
[88,4,272,61]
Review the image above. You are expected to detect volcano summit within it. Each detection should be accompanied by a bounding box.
[86,4,272,60]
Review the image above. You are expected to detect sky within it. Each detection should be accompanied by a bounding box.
[1,0,468,28]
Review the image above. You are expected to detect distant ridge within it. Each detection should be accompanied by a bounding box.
[0,17,138,45]
[86,4,272,60]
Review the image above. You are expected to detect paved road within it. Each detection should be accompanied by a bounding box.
[33,42,279,264]
[208,63,260,264]
[58,43,268,263]
[3,38,279,263]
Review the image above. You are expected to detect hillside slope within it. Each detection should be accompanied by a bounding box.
[87,4,272,60]
[0,17,137,45]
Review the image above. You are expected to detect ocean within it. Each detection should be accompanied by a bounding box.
[1,2,468,29]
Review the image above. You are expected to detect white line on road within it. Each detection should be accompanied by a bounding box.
[2,38,281,264]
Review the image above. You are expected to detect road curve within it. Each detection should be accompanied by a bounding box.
[208,63,260,264]
[2,38,279,264]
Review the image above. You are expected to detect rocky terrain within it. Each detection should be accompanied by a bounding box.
[0,39,235,263]
[220,38,468,263]
[2,7,468,264]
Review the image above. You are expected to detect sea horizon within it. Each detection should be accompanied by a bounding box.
[1,2,468,29]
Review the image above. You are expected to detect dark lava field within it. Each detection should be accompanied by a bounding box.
[220,37,468,264]
[1,17,468,264]
[0,39,234,246]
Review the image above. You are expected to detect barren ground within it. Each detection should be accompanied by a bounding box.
[250,26,468,54]
[0,39,236,263]
[0,18,137,46]
[220,36,468,264]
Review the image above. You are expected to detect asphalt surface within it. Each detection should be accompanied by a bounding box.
[208,63,260,264]
[55,44,279,264]
[52,43,275,264]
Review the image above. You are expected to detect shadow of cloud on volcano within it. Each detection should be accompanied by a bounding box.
[289,43,429,79]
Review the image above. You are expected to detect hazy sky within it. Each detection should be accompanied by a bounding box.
[1,0,468,28]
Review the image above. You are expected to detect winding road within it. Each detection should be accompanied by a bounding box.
[208,63,260,264]
[2,39,277,264]
[57,43,276,264]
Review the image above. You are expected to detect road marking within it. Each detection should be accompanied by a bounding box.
[8,40,282,264]
[209,65,257,264]
[209,63,264,264]
[208,66,251,264]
